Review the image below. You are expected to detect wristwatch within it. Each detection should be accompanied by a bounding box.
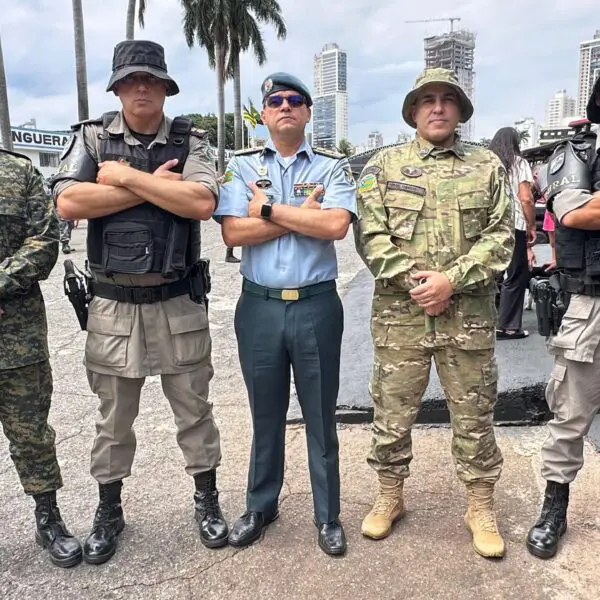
[260,203,273,220]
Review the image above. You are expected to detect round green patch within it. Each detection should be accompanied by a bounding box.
[358,173,377,193]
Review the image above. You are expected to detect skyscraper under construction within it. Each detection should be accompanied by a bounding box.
[424,30,475,141]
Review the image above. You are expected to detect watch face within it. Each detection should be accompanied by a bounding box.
[260,203,272,219]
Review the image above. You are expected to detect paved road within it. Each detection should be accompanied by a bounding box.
[289,245,555,424]
[4,224,600,600]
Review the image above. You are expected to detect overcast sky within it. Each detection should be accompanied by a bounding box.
[2,0,598,146]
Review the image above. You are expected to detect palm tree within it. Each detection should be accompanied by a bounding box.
[0,31,12,151]
[72,0,89,120]
[181,0,231,175]
[227,0,286,150]
[518,130,530,144]
[126,0,148,40]
[337,139,354,157]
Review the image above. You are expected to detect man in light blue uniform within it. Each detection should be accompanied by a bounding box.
[215,72,356,556]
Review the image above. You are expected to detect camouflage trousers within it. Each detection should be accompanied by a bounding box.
[59,218,73,245]
[0,360,63,494]
[368,344,503,484]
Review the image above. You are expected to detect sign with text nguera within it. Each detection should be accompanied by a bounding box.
[11,128,70,151]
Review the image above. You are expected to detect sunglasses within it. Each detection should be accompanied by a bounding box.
[265,94,307,108]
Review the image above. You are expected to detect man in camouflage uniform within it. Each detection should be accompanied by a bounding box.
[354,68,514,558]
[0,148,82,567]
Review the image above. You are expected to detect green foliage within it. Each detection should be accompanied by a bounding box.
[184,112,235,149]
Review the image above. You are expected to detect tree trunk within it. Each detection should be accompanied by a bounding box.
[233,53,242,150]
[126,0,136,40]
[0,32,13,151]
[216,41,226,175]
[72,0,89,121]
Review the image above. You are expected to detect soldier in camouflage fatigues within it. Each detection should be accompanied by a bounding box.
[0,148,82,567]
[354,68,514,558]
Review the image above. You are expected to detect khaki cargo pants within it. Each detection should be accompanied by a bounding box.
[84,293,221,484]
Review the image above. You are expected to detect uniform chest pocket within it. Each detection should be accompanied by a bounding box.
[0,199,28,221]
[457,190,490,240]
[383,191,425,241]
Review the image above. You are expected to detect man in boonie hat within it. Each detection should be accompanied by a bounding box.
[51,40,228,564]
[354,67,514,560]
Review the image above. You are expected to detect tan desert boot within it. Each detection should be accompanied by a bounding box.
[464,481,505,558]
[361,475,405,539]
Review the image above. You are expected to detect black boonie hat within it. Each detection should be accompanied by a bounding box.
[106,40,179,96]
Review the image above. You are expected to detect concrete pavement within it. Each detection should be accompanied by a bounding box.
[2,222,600,600]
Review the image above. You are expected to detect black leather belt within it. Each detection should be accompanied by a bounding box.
[559,274,600,297]
[242,279,336,301]
[90,277,190,304]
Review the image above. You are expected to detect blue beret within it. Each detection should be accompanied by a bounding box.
[261,72,312,107]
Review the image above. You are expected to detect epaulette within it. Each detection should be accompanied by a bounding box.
[190,127,209,139]
[0,147,32,162]
[70,116,103,131]
[313,146,344,159]
[235,147,262,156]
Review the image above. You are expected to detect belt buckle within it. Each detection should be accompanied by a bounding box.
[281,288,299,301]
[133,287,155,304]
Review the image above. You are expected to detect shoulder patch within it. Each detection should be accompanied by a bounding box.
[313,146,343,159]
[361,165,381,177]
[0,147,31,162]
[235,147,262,156]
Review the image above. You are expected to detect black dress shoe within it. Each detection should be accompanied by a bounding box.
[228,511,278,547]
[84,482,125,565]
[34,492,83,568]
[315,519,347,556]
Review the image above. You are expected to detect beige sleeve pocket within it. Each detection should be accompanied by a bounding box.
[167,305,211,366]
[85,313,133,368]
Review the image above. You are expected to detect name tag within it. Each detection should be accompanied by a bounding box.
[293,182,322,198]
[386,181,426,196]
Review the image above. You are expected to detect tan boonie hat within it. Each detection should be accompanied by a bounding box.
[402,67,473,128]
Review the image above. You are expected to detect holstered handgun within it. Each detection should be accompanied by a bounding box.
[530,274,569,337]
[189,259,211,309]
[63,259,92,330]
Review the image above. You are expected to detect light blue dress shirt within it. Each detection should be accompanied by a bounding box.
[214,139,357,289]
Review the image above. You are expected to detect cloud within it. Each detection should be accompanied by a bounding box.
[2,0,598,145]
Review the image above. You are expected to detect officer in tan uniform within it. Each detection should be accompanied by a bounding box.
[354,68,514,558]
[526,76,600,559]
[52,40,228,564]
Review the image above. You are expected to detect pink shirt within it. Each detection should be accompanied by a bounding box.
[543,209,555,232]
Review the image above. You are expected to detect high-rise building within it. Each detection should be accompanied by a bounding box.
[423,30,476,141]
[367,131,383,149]
[545,90,577,128]
[312,43,348,149]
[577,30,600,117]
[514,117,539,150]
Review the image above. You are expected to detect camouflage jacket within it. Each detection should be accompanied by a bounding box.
[0,149,59,369]
[354,136,514,350]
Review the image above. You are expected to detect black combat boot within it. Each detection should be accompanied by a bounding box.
[225,247,240,263]
[526,480,569,559]
[34,491,83,568]
[83,481,125,565]
[194,470,229,548]
[61,242,72,254]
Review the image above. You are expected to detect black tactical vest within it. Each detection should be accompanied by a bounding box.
[547,136,600,283]
[87,111,202,279]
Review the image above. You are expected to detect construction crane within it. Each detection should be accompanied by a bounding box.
[405,17,461,33]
